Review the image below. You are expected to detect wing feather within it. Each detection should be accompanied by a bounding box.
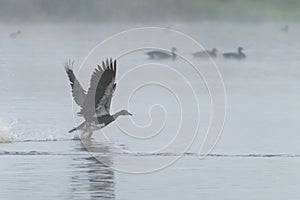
[80,58,116,119]
[104,83,116,113]
[65,60,86,107]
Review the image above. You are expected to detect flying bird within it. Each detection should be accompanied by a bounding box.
[223,47,246,60]
[146,47,177,60]
[65,58,132,138]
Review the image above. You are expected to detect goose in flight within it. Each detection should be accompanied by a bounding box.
[193,48,218,58]
[223,47,246,60]
[146,47,177,60]
[65,58,132,138]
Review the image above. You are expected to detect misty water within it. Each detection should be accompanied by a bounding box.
[1,22,300,199]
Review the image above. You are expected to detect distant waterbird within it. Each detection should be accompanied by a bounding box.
[193,48,218,58]
[223,47,246,60]
[9,30,21,39]
[281,25,289,33]
[146,47,177,60]
[65,59,132,138]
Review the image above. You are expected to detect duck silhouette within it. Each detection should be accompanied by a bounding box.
[146,47,177,60]
[223,47,246,60]
[193,48,217,58]
[9,30,21,39]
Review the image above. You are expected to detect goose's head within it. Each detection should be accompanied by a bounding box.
[120,110,133,116]
[238,47,244,52]
[171,47,177,53]
[212,48,218,54]
[171,47,177,59]
[113,110,132,120]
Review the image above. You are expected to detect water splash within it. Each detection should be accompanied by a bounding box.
[0,120,16,143]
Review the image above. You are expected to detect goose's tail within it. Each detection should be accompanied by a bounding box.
[69,121,86,133]
[68,127,77,133]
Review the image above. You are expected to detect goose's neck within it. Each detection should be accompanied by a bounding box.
[172,52,177,59]
[112,111,123,120]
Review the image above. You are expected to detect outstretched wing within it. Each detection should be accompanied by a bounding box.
[104,83,116,113]
[65,60,86,107]
[81,58,116,119]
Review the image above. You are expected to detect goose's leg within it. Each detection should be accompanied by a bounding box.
[81,127,88,138]
[86,123,93,138]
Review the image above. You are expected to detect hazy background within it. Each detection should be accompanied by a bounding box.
[1,0,300,23]
[1,1,300,200]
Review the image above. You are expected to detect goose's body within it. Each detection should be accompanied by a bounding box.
[10,30,21,39]
[223,47,246,60]
[68,114,116,133]
[65,59,132,138]
[146,47,177,60]
[281,25,289,32]
[193,48,217,58]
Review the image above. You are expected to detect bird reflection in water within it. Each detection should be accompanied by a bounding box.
[70,140,115,200]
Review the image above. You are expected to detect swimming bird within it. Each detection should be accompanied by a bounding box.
[146,47,177,60]
[281,25,289,33]
[9,30,21,39]
[223,47,246,60]
[193,48,217,58]
[65,58,132,138]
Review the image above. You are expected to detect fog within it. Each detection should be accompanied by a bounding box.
[0,0,299,23]
[1,1,300,199]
